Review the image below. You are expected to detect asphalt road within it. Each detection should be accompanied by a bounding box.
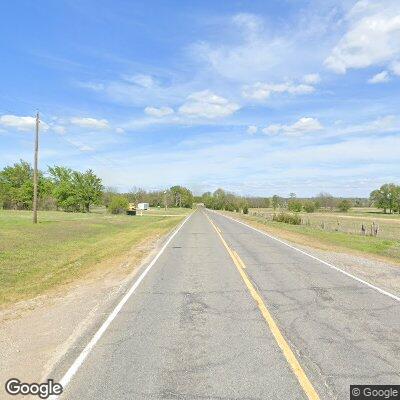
[58,209,400,400]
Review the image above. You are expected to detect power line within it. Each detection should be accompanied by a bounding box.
[0,95,128,173]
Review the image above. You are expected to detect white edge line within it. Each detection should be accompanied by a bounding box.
[51,212,193,399]
[210,210,400,303]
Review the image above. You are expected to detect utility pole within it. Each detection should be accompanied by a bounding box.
[33,112,39,224]
[163,190,168,211]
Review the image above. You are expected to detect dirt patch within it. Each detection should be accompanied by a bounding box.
[0,233,164,397]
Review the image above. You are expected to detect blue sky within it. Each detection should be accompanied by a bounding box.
[1,0,400,197]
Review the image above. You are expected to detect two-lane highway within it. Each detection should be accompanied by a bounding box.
[55,209,400,399]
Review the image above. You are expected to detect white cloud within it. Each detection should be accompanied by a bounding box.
[178,90,239,119]
[81,75,191,108]
[115,127,125,134]
[303,73,321,84]
[191,11,292,82]
[191,8,342,83]
[298,115,400,142]
[247,125,258,134]
[368,70,390,84]
[390,60,400,76]
[337,115,399,136]
[0,114,50,132]
[144,106,174,118]
[325,0,400,73]
[70,117,109,129]
[123,74,156,88]
[0,115,37,131]
[263,117,323,136]
[242,82,315,100]
[369,115,398,131]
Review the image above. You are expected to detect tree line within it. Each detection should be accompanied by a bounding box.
[196,189,366,214]
[106,185,194,214]
[198,185,400,214]
[197,189,251,213]
[2,160,397,215]
[0,160,103,212]
[0,160,194,213]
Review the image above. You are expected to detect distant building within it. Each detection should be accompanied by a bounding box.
[137,202,149,210]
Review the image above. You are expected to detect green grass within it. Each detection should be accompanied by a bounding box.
[0,209,188,306]
[229,210,400,263]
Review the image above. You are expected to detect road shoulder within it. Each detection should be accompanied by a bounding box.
[216,211,400,297]
[0,230,174,392]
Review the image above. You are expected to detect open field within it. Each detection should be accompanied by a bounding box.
[224,207,400,263]
[0,208,188,306]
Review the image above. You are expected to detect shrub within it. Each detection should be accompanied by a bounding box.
[338,199,352,212]
[272,212,301,225]
[224,204,235,212]
[243,205,249,214]
[108,196,128,214]
[287,199,303,212]
[303,201,316,213]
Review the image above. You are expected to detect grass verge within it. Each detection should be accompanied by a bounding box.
[222,211,400,264]
[0,209,188,306]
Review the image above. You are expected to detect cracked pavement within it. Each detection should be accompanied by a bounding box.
[58,209,400,399]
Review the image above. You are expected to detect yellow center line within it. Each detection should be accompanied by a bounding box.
[232,250,246,269]
[205,213,320,400]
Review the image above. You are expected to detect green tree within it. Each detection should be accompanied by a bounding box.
[48,166,77,211]
[201,192,214,209]
[103,187,118,208]
[0,161,34,209]
[170,185,194,208]
[49,166,103,212]
[271,195,280,210]
[338,199,352,212]
[0,161,54,210]
[303,201,316,213]
[287,199,302,212]
[370,184,397,214]
[213,188,227,210]
[73,170,103,212]
[394,186,400,214]
[108,195,128,214]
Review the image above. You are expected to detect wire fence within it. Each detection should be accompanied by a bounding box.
[248,210,400,240]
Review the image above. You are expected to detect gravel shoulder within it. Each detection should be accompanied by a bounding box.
[221,212,400,297]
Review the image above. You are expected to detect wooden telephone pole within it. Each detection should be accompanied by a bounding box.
[33,112,39,224]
